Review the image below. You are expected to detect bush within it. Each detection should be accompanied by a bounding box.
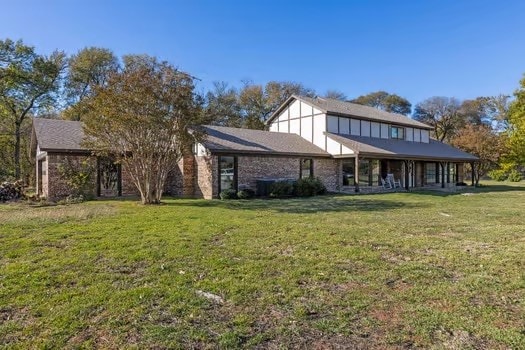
[219,189,237,200]
[507,170,522,182]
[237,188,255,199]
[488,169,508,181]
[269,180,295,198]
[294,177,326,197]
[57,158,96,199]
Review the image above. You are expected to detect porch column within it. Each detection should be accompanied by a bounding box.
[471,162,475,186]
[440,162,446,188]
[354,155,359,193]
[404,161,409,190]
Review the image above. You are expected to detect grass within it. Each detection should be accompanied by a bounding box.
[1,182,524,348]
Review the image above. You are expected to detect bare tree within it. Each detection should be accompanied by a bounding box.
[413,97,463,142]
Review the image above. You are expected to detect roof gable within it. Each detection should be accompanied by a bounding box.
[268,95,433,130]
[32,118,88,152]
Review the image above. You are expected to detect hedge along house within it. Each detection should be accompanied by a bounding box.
[267,95,478,191]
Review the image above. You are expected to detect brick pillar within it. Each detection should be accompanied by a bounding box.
[182,154,195,197]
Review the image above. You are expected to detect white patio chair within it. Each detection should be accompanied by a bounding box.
[381,177,392,189]
[387,174,401,188]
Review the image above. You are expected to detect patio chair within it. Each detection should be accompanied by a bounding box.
[381,177,392,189]
[387,173,402,188]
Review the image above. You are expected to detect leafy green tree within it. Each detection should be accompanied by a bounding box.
[0,38,65,179]
[205,81,243,127]
[62,47,119,120]
[506,76,525,166]
[413,96,464,142]
[81,55,204,204]
[238,81,315,129]
[351,91,412,115]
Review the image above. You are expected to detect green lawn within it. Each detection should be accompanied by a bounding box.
[1,183,524,348]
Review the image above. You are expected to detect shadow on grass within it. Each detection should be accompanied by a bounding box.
[162,194,427,214]
[410,183,525,197]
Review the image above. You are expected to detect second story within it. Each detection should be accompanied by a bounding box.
[267,95,433,156]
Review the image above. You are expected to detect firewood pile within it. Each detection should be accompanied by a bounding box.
[0,180,24,202]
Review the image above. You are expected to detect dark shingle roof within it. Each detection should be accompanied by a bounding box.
[269,95,432,130]
[33,118,88,152]
[327,133,478,161]
[202,125,330,157]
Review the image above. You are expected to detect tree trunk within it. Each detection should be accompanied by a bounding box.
[14,121,21,179]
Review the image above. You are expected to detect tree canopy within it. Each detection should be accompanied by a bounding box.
[81,55,204,204]
[0,38,65,179]
[351,91,412,115]
[62,47,119,121]
[413,96,463,142]
[506,76,525,166]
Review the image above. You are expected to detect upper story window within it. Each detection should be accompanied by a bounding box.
[390,126,405,140]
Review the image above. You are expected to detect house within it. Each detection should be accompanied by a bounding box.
[31,95,477,200]
[267,95,478,191]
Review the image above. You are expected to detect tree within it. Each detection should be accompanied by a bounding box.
[351,91,412,115]
[204,82,243,128]
[62,47,119,121]
[238,81,315,129]
[451,124,503,186]
[458,95,511,128]
[506,76,525,167]
[323,89,347,101]
[82,55,204,204]
[0,38,65,179]
[413,96,464,142]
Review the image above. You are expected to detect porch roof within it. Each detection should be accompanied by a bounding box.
[326,132,478,162]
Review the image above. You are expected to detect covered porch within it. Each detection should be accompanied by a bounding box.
[340,157,468,193]
[325,132,479,193]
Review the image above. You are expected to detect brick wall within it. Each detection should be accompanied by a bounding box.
[195,155,215,199]
[236,155,340,194]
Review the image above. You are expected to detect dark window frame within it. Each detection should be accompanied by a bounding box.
[300,158,314,179]
[390,126,405,140]
[218,155,238,193]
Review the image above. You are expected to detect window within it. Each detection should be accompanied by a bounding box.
[425,163,437,184]
[342,160,354,186]
[390,126,405,140]
[219,156,236,192]
[300,159,313,178]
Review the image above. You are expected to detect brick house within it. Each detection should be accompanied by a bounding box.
[31,95,477,200]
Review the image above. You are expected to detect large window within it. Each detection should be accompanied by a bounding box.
[300,159,313,178]
[425,163,437,184]
[390,126,405,140]
[219,156,236,192]
[342,160,354,186]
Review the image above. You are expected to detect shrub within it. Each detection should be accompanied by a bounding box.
[57,158,96,199]
[269,180,295,198]
[237,188,255,199]
[219,189,237,200]
[294,177,326,197]
[488,169,507,181]
[507,170,522,182]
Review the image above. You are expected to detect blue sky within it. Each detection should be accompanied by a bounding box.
[2,0,524,106]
